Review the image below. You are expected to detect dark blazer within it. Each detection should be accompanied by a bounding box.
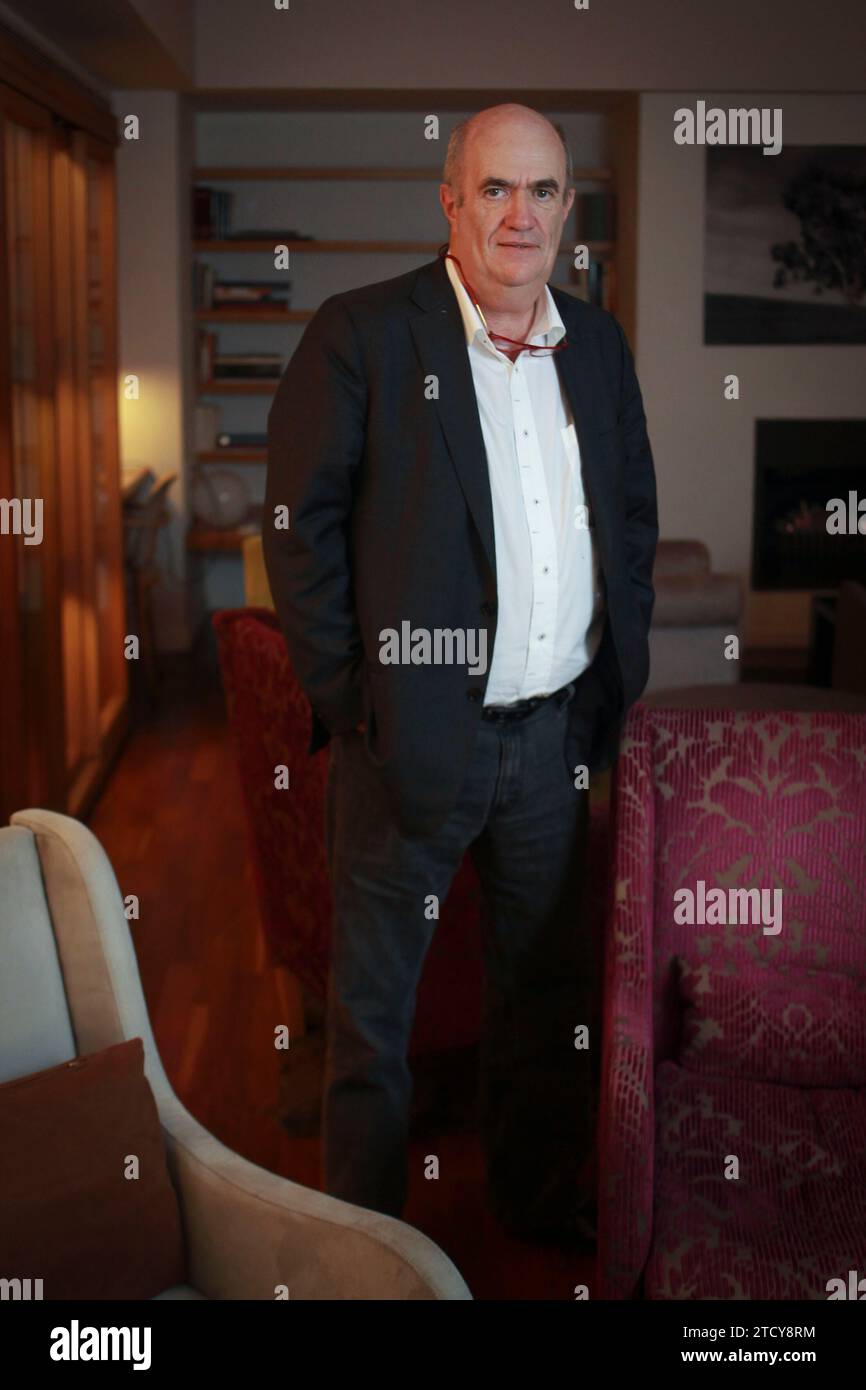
[264,254,658,837]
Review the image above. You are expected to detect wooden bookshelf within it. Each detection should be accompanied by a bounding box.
[195,308,313,322]
[198,380,279,395]
[187,505,263,551]
[197,450,266,463]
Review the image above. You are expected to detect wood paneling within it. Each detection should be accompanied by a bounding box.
[0,85,64,816]
[0,32,127,822]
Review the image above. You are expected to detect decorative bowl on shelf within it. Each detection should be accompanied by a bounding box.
[191,469,249,528]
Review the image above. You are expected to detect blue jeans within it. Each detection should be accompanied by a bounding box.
[322,677,596,1225]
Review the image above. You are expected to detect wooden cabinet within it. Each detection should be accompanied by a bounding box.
[0,45,127,822]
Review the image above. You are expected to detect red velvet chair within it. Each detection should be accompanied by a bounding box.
[213,608,484,1056]
[598,703,866,1298]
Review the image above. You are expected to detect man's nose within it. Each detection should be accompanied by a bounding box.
[505,188,535,227]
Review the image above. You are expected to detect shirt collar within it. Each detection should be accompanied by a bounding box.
[443,253,566,357]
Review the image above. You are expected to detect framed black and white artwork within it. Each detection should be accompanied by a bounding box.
[704,144,866,345]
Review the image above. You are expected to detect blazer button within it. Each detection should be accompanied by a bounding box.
[467,688,482,702]
[480,600,497,616]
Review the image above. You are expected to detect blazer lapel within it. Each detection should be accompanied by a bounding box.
[409,258,497,577]
[551,292,619,576]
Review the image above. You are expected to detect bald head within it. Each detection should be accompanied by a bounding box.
[438,102,576,308]
[443,104,573,206]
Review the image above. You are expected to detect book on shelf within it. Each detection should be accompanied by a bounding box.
[193,186,235,240]
[587,259,616,311]
[577,192,616,241]
[556,258,616,311]
[193,261,215,309]
[225,228,314,241]
[213,280,292,306]
[195,404,221,451]
[213,352,285,380]
[213,369,284,380]
[215,432,268,449]
[194,268,292,311]
[197,328,216,384]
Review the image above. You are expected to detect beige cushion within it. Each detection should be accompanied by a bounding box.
[653,540,710,578]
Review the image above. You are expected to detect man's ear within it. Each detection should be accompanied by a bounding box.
[439,181,457,227]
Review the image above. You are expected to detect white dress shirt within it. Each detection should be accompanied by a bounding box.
[444,254,604,705]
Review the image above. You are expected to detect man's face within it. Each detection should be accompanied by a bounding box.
[440,114,575,298]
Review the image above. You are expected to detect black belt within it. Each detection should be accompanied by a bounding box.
[481,679,576,723]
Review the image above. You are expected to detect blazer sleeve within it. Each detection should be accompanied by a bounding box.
[263,295,367,742]
[613,317,658,640]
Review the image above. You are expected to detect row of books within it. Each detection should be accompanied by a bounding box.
[566,259,616,311]
[197,330,285,383]
[194,187,234,240]
[194,264,293,311]
[193,186,313,242]
[575,192,616,242]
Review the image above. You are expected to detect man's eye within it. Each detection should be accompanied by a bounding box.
[485,186,505,197]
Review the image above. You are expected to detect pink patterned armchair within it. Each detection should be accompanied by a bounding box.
[599,703,866,1299]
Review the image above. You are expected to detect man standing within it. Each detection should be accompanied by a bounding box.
[264,103,657,1241]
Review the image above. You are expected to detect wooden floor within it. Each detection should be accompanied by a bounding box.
[88,649,597,1301]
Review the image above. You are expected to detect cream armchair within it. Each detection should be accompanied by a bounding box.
[0,809,472,1301]
[647,540,743,692]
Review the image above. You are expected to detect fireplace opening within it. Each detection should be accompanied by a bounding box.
[752,420,866,591]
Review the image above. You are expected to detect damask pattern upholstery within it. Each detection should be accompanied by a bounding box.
[649,1062,866,1299]
[676,956,866,1086]
[598,704,866,1299]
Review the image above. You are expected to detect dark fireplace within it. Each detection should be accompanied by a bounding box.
[752,420,866,591]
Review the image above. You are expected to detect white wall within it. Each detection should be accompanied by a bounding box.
[635,93,866,648]
[113,89,199,650]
